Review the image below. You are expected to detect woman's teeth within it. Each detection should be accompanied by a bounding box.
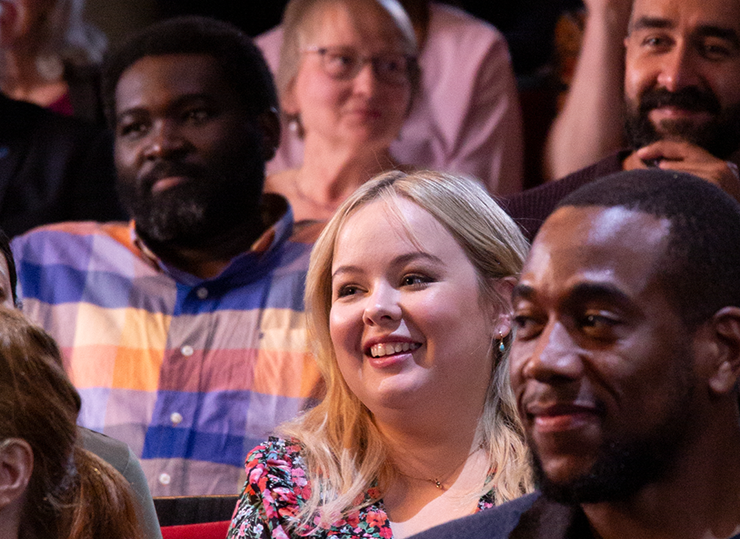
[370,342,421,358]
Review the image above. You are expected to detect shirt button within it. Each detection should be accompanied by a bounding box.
[181,345,194,357]
[196,287,208,299]
[159,473,171,485]
[170,412,183,426]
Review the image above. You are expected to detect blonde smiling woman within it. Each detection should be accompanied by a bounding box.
[228,170,533,539]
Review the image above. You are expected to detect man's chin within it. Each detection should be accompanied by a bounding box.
[652,118,712,141]
[531,439,667,506]
[626,106,740,159]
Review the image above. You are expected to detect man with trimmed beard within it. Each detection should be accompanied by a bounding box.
[11,17,323,496]
[414,169,740,539]
[505,0,740,240]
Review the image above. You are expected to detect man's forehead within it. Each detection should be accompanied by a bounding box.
[115,53,232,113]
[629,0,740,34]
[520,206,672,298]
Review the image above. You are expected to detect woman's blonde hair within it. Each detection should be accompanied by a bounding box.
[277,0,420,129]
[283,170,533,527]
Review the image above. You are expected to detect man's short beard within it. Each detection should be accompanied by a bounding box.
[625,86,740,159]
[533,363,695,505]
[118,158,264,249]
[532,435,677,505]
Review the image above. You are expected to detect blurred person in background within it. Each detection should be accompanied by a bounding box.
[258,0,523,196]
[543,0,632,180]
[262,0,419,222]
[0,0,107,124]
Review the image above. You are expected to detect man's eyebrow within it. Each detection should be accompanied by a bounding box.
[116,93,217,122]
[564,282,633,308]
[630,16,673,33]
[695,25,740,47]
[512,281,634,306]
[512,283,535,303]
[629,17,740,48]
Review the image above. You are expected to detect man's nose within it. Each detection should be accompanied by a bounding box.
[143,120,190,160]
[656,42,702,92]
[519,321,584,384]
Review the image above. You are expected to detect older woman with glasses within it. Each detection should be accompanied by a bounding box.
[264,0,419,223]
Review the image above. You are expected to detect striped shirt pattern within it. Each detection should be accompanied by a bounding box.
[12,209,322,495]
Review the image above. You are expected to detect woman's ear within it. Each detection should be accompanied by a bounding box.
[281,80,300,118]
[491,276,517,338]
[0,438,33,510]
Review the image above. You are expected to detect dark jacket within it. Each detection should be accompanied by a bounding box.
[0,94,125,237]
[410,493,597,539]
[503,152,626,241]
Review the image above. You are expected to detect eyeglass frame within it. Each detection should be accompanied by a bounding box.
[301,45,417,86]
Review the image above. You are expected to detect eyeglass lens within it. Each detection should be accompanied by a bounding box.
[313,47,411,85]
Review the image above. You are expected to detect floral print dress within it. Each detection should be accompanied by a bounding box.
[228,437,496,539]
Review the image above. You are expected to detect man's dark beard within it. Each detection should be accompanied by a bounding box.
[625,86,740,159]
[533,364,695,505]
[117,155,264,249]
[532,435,676,505]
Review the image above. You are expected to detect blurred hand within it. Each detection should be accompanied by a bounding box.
[625,140,740,202]
[583,0,633,24]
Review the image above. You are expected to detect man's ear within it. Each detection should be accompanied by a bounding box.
[702,307,740,395]
[256,107,281,162]
[0,438,33,510]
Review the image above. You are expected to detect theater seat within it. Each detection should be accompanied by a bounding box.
[161,520,231,539]
[154,495,239,527]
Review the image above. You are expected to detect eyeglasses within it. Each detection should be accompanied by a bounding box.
[302,46,415,86]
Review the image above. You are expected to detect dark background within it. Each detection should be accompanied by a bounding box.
[153,0,583,77]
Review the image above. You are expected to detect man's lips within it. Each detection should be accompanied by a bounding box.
[649,106,713,122]
[139,162,202,194]
[525,402,602,434]
[151,176,188,194]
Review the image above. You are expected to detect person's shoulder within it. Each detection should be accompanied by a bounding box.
[428,3,504,41]
[254,25,283,73]
[503,151,626,240]
[78,427,131,471]
[411,493,541,539]
[243,437,309,498]
[12,221,128,247]
[255,25,283,47]
[246,436,306,473]
[11,221,131,266]
[2,93,103,141]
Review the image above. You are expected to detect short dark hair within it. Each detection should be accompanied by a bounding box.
[556,169,740,328]
[101,16,278,127]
